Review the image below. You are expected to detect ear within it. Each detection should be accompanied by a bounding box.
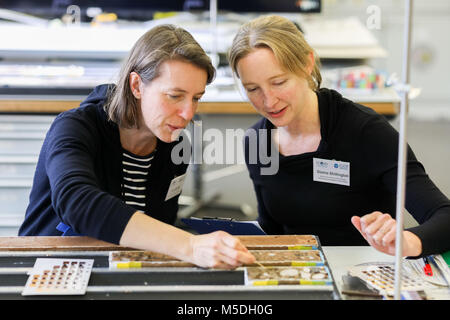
[129,71,142,99]
[307,52,315,75]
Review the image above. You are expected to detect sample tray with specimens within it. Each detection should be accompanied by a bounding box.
[244,266,332,286]
[238,235,319,250]
[109,249,325,269]
[248,250,324,267]
[109,251,195,268]
[0,235,340,299]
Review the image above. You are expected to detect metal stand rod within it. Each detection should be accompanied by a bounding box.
[209,0,218,66]
[193,114,203,200]
[394,0,413,301]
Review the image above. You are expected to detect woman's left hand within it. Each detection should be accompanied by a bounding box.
[351,211,422,257]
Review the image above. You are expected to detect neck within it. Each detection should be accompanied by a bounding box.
[119,126,157,156]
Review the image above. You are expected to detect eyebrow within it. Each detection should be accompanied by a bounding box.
[169,87,205,95]
[242,73,287,86]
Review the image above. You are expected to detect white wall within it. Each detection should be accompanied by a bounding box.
[320,0,450,120]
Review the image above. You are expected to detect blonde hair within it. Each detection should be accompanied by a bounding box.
[105,24,215,128]
[228,15,321,90]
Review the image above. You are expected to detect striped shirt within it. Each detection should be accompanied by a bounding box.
[121,148,156,212]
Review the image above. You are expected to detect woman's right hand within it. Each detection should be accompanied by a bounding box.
[189,231,256,269]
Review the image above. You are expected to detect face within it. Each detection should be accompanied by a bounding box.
[131,59,207,142]
[236,47,313,128]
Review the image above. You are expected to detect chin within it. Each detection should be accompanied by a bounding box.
[157,133,174,143]
[160,130,183,143]
[267,117,288,128]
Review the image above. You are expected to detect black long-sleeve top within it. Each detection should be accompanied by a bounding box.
[244,88,450,255]
[19,84,188,244]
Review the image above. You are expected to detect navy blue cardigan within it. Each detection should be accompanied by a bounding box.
[19,84,188,244]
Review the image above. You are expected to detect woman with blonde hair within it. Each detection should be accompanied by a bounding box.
[229,15,450,257]
[19,24,255,269]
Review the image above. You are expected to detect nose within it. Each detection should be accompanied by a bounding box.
[178,101,196,122]
[263,89,279,109]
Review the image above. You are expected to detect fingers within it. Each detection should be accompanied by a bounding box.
[376,219,396,246]
[353,211,398,255]
[191,231,255,269]
[217,231,255,265]
[364,213,393,244]
[350,216,366,240]
[352,212,423,257]
[221,233,248,253]
[360,211,383,229]
[196,246,240,270]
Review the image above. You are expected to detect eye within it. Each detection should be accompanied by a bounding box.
[246,87,257,93]
[168,94,181,100]
[273,80,286,86]
[193,96,202,102]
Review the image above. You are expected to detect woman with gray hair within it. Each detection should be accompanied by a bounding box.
[19,24,255,269]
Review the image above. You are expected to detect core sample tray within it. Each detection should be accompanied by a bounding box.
[0,235,340,300]
[245,266,332,286]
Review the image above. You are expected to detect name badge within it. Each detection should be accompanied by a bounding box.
[165,173,187,201]
[313,158,350,186]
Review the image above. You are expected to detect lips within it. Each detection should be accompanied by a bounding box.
[167,124,185,142]
[267,106,287,118]
[167,124,185,131]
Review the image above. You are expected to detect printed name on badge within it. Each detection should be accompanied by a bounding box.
[313,158,350,186]
[165,173,187,201]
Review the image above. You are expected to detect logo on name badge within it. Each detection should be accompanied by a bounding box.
[318,161,328,168]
